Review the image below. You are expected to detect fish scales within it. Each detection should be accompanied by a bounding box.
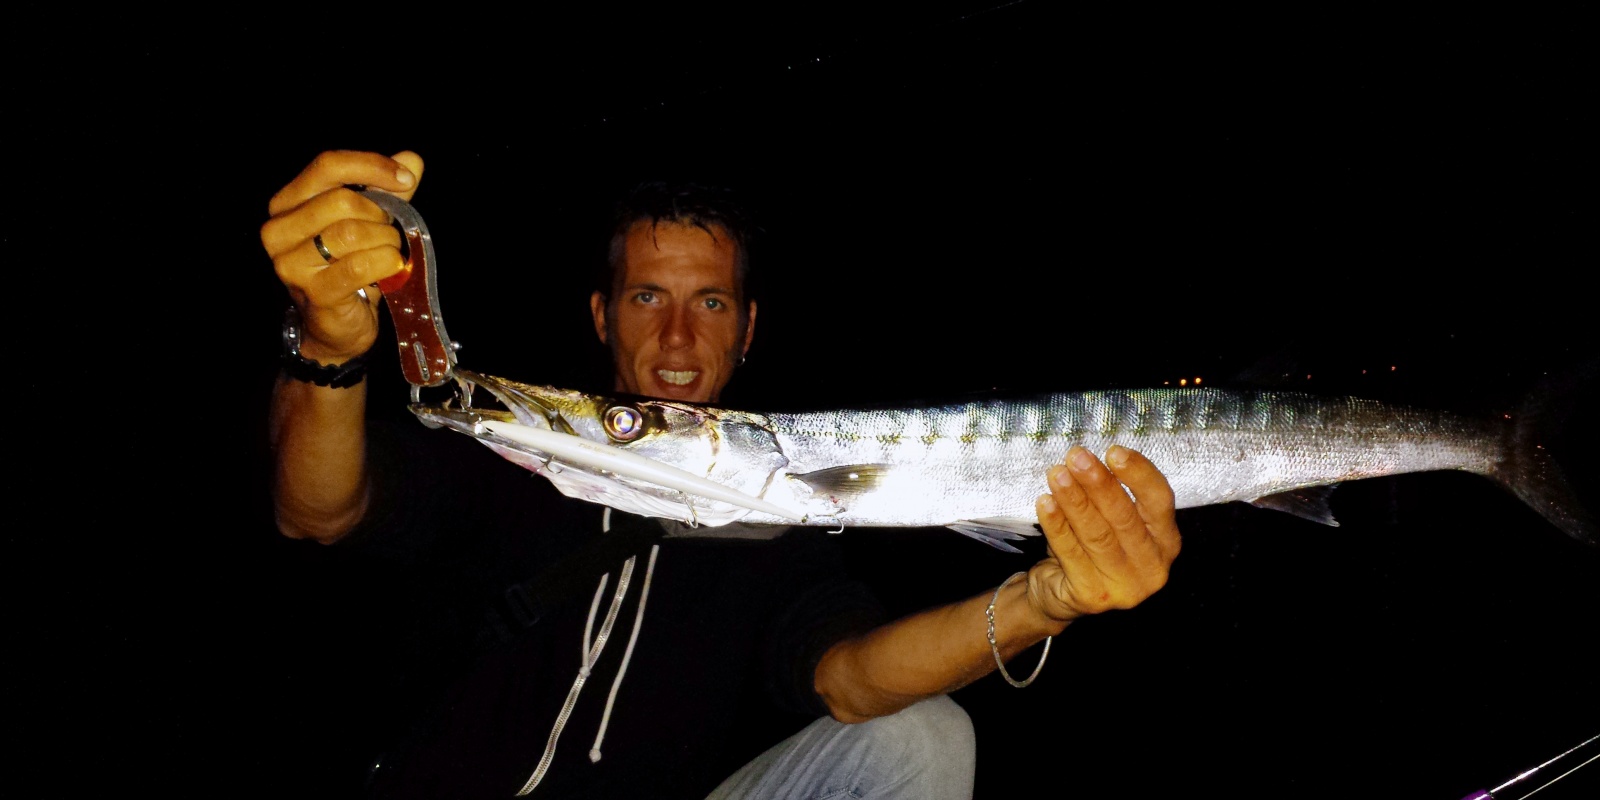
[763,389,1501,526]
[412,370,1594,549]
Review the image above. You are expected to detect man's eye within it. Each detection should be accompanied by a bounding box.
[633,291,656,304]
[703,298,724,310]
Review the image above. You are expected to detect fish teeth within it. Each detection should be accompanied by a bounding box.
[658,369,698,385]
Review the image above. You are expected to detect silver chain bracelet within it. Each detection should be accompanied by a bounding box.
[984,571,1051,688]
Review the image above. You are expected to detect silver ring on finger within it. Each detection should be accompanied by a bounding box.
[313,234,336,262]
[356,287,370,302]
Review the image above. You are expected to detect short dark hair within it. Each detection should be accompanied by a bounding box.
[599,180,760,301]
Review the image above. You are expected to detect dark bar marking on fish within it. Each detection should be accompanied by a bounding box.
[1128,395,1152,437]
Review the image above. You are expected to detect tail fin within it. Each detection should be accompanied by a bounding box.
[1495,364,1598,548]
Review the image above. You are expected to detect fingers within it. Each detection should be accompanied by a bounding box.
[267,150,420,216]
[266,204,405,307]
[260,150,426,292]
[1040,446,1143,557]
[261,160,415,308]
[1034,484,1083,563]
[262,189,398,255]
[259,150,424,364]
[286,245,399,309]
[1032,445,1182,617]
[306,218,403,270]
[1103,445,1182,559]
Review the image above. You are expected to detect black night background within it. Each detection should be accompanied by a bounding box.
[8,4,1596,798]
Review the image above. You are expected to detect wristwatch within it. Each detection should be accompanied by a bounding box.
[280,304,369,389]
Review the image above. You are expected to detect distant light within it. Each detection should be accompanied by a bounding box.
[1306,374,1312,380]
[1362,369,1368,374]
[1179,378,1188,386]
[1194,376,1203,385]
[1390,365,1397,371]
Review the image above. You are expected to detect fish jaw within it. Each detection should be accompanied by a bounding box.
[406,404,565,480]
[413,369,796,526]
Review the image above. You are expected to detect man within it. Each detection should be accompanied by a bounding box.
[263,150,1181,798]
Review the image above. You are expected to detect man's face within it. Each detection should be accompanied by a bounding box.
[591,221,756,403]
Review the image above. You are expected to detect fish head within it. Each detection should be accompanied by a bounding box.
[410,369,791,525]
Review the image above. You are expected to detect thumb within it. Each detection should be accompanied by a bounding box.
[390,151,426,202]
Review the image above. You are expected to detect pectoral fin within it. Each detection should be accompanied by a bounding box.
[791,464,892,502]
[1248,485,1341,526]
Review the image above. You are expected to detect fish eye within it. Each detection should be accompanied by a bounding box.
[603,405,646,442]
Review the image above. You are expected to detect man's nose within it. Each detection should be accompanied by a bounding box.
[660,305,693,349]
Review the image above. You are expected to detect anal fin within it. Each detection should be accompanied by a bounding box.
[946,517,1042,553]
[1248,484,1341,526]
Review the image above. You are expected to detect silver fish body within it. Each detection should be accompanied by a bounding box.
[412,369,1594,551]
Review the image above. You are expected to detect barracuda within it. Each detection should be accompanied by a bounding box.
[410,368,1595,553]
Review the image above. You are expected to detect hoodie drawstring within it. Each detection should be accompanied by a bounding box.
[590,543,658,763]
[516,508,659,795]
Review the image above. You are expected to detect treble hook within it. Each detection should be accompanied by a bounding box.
[679,492,700,528]
[812,515,845,534]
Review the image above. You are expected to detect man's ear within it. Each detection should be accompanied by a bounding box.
[741,300,757,357]
[590,291,609,344]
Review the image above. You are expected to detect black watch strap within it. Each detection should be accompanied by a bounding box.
[281,305,370,389]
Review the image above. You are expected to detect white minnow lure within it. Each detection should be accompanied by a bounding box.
[476,419,803,522]
[411,368,1596,553]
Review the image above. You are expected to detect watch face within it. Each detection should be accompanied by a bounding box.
[282,305,303,357]
[277,303,367,388]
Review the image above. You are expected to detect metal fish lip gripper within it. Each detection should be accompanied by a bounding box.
[362,189,460,400]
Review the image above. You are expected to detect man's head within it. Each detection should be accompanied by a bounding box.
[590,181,758,404]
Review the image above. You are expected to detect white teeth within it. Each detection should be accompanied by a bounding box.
[658,370,698,386]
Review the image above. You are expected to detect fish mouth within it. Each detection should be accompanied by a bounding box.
[409,402,523,435]
[407,368,803,522]
[409,368,566,434]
